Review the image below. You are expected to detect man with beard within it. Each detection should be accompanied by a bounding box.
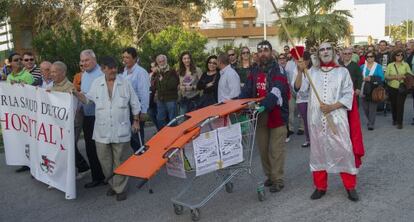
[240,40,289,193]
[294,42,364,202]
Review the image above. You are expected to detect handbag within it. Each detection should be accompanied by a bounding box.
[394,64,408,94]
[371,85,387,103]
[404,74,414,92]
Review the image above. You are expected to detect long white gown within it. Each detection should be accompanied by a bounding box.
[300,66,357,175]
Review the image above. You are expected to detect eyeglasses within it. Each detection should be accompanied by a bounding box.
[208,61,217,65]
[284,48,289,51]
[319,47,332,52]
[396,54,403,57]
[343,52,352,55]
[12,58,22,62]
[241,51,250,55]
[24,58,34,62]
[278,57,286,60]
[228,54,235,57]
[258,45,271,50]
[366,55,374,58]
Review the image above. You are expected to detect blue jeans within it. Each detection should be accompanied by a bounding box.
[157,101,177,128]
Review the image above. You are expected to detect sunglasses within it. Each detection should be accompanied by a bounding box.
[319,47,332,52]
[257,45,271,50]
[12,58,22,62]
[228,53,235,57]
[284,48,289,51]
[241,51,250,55]
[208,61,217,65]
[278,57,286,60]
[396,54,403,57]
[366,55,374,58]
[343,52,352,55]
[24,58,34,62]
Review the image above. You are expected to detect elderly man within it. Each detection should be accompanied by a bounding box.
[22,52,42,86]
[74,56,141,201]
[121,47,150,151]
[217,53,240,103]
[49,61,90,178]
[40,61,53,89]
[7,52,34,173]
[79,49,106,188]
[295,42,364,202]
[154,54,179,129]
[341,48,362,96]
[240,40,289,193]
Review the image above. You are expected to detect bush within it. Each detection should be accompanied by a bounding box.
[33,21,128,79]
[139,26,208,71]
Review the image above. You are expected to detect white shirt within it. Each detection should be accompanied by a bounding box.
[218,65,241,103]
[85,75,141,144]
[121,63,150,113]
[292,68,311,103]
[41,78,54,90]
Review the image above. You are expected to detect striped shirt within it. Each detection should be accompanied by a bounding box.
[27,65,42,86]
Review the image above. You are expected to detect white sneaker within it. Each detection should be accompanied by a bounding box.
[76,170,90,180]
[285,137,290,143]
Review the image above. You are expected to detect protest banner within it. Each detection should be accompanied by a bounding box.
[0,83,76,199]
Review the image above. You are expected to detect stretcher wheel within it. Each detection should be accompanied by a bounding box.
[257,190,265,201]
[190,208,200,221]
[225,182,234,193]
[173,204,184,215]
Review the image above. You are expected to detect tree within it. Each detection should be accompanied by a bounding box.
[276,0,352,48]
[32,21,126,79]
[138,26,208,70]
[385,20,414,43]
[0,0,10,21]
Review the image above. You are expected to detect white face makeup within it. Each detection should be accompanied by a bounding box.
[318,43,334,64]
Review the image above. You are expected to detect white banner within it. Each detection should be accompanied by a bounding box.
[0,83,76,199]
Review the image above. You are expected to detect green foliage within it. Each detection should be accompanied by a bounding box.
[386,20,414,43]
[277,0,352,48]
[0,0,10,21]
[32,21,128,80]
[139,26,208,70]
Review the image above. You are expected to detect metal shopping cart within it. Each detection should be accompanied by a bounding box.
[166,105,264,221]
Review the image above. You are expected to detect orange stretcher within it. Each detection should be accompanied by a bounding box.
[114,98,261,182]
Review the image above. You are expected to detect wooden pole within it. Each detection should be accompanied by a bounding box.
[269,0,338,135]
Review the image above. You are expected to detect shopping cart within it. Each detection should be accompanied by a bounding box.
[167,104,264,221]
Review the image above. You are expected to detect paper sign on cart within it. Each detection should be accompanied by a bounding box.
[217,123,243,168]
[166,149,186,179]
[193,130,220,176]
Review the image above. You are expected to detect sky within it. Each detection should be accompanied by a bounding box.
[356,0,414,25]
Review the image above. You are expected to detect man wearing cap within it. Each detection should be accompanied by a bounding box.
[240,40,289,193]
[294,42,364,202]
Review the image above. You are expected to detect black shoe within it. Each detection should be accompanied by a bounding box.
[106,188,116,196]
[347,189,359,202]
[269,183,284,193]
[15,166,30,173]
[301,142,310,148]
[397,124,403,129]
[310,189,326,200]
[264,179,273,187]
[392,121,397,126]
[84,180,106,188]
[116,192,127,201]
[287,130,294,137]
[297,129,304,135]
[368,127,374,131]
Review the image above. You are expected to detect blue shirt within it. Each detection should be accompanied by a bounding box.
[360,63,384,81]
[81,65,103,116]
[121,63,150,113]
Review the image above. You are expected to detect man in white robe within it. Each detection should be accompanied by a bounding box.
[294,43,360,201]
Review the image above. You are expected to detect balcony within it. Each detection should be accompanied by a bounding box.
[196,24,278,38]
[222,7,257,19]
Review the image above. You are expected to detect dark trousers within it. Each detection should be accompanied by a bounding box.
[388,87,407,125]
[130,117,145,152]
[83,116,105,182]
[74,108,89,172]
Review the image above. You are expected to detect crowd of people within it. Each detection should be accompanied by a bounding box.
[1,38,414,202]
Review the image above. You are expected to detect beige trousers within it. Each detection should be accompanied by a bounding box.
[95,142,130,194]
[256,112,287,184]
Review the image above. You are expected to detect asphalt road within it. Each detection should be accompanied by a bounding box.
[1,99,414,222]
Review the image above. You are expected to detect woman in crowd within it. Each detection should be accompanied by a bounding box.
[237,46,252,86]
[197,55,220,108]
[360,51,384,131]
[177,51,202,114]
[293,51,312,147]
[385,49,413,129]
